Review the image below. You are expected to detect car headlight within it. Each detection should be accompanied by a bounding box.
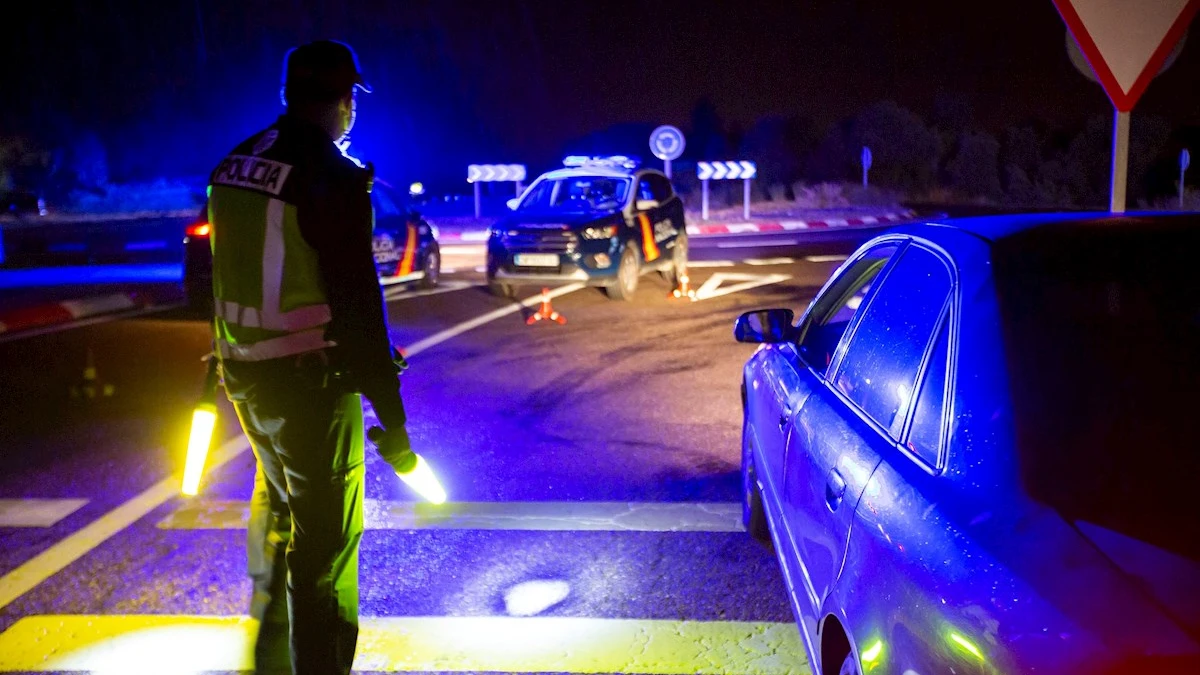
[581,225,619,240]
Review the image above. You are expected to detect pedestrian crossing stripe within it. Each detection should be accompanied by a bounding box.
[0,499,87,527]
[158,499,745,532]
[0,614,810,674]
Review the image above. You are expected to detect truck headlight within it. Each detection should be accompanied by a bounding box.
[581,225,618,240]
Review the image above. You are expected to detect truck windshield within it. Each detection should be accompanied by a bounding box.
[994,217,1200,561]
[518,176,630,213]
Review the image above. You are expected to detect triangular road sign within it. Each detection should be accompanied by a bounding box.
[1053,0,1200,111]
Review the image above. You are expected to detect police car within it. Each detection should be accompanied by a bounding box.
[486,156,687,300]
[183,179,440,310]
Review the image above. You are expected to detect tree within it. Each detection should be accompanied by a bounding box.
[851,101,939,194]
[947,131,1001,200]
[688,96,728,160]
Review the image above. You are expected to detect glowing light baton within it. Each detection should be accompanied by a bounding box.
[368,426,447,504]
[181,357,219,497]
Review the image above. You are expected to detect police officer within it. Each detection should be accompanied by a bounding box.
[207,40,408,674]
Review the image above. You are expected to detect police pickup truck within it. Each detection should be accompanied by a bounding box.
[486,156,687,300]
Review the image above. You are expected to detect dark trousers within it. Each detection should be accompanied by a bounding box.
[223,353,365,675]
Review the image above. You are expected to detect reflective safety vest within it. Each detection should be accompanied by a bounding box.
[209,160,334,362]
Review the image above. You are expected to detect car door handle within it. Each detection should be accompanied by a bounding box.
[826,469,847,512]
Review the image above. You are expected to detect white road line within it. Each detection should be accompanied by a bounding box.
[383,280,476,301]
[687,260,737,268]
[404,284,584,356]
[0,285,588,609]
[804,255,849,263]
[715,239,800,249]
[0,436,250,611]
[744,257,796,266]
[473,265,488,273]
[0,499,88,528]
[158,500,743,532]
[693,273,792,302]
[0,614,809,674]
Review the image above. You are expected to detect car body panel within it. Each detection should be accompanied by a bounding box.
[487,163,685,288]
[740,214,1200,675]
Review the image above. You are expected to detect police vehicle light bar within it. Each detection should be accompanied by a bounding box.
[562,155,640,170]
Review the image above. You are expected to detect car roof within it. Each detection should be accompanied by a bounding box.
[896,211,1200,243]
[538,166,640,180]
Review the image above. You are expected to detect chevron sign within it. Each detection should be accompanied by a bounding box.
[696,161,757,181]
[467,164,528,183]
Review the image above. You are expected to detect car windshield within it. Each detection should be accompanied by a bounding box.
[994,218,1200,560]
[518,176,630,213]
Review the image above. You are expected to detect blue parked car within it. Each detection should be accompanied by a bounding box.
[736,213,1200,675]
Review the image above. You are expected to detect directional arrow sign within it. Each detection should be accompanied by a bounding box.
[1053,0,1199,111]
[697,162,714,180]
[739,161,757,179]
[467,164,528,183]
[712,162,728,180]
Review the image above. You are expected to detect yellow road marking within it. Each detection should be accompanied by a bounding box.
[158,499,744,532]
[0,614,809,674]
[0,499,88,527]
[0,436,249,611]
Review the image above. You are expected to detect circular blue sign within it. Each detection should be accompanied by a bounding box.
[650,125,686,161]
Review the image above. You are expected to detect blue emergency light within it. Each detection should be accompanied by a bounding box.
[562,155,640,170]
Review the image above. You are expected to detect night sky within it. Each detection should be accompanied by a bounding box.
[4,0,1198,187]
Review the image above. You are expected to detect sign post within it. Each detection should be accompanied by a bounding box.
[1181,148,1192,209]
[649,125,686,179]
[697,161,757,221]
[467,164,527,219]
[1053,0,1199,213]
[861,146,873,188]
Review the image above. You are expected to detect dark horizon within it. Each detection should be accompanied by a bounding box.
[4,0,1198,189]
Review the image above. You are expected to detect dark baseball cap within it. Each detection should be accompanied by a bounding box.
[282,40,372,100]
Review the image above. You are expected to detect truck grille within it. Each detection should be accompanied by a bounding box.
[501,229,577,254]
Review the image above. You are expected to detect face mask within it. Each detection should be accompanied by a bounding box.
[338,94,357,142]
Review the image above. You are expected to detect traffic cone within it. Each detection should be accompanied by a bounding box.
[671,268,697,300]
[527,288,566,325]
[69,348,115,400]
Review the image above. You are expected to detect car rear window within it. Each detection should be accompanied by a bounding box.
[994,218,1200,560]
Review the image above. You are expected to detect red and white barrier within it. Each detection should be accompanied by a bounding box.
[0,293,141,336]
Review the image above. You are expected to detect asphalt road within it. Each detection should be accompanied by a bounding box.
[0,229,874,674]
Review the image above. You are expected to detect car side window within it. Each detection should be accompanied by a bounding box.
[907,318,950,467]
[833,246,952,438]
[796,244,899,376]
[647,175,675,202]
[638,179,656,202]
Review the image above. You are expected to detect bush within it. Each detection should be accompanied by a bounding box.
[792,182,848,208]
[767,183,789,201]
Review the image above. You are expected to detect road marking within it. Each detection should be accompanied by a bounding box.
[804,255,849,263]
[0,436,249,611]
[405,284,585,355]
[716,239,800,249]
[0,286,587,609]
[158,500,743,532]
[745,257,795,266]
[383,280,476,301]
[0,614,809,674]
[0,499,88,527]
[687,260,736,268]
[693,273,792,302]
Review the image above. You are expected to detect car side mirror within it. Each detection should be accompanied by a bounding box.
[636,199,659,211]
[734,308,796,343]
[506,198,520,210]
